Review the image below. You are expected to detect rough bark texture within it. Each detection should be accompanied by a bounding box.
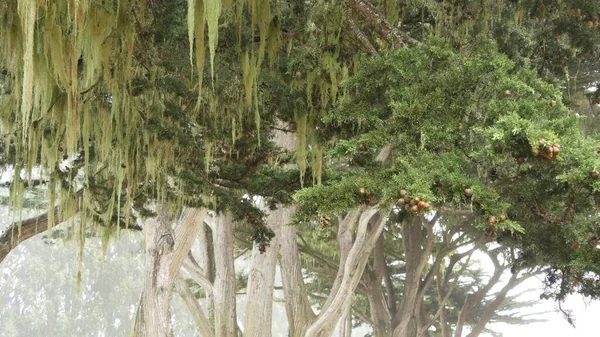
[304,207,387,337]
[195,220,216,322]
[365,234,391,337]
[208,212,237,337]
[393,216,434,337]
[280,221,316,337]
[339,299,353,337]
[243,206,289,337]
[132,207,206,337]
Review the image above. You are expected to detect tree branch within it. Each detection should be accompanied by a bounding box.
[174,274,214,337]
[0,197,80,263]
[345,0,419,49]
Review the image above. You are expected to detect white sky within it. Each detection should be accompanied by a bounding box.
[491,276,600,337]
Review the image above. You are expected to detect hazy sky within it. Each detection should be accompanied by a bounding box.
[492,276,600,337]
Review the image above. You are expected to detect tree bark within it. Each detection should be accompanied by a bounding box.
[339,298,353,337]
[208,211,238,337]
[243,206,289,337]
[365,234,391,337]
[174,274,214,337]
[392,216,434,337]
[304,206,387,337]
[132,207,207,337]
[280,218,316,337]
[0,199,81,263]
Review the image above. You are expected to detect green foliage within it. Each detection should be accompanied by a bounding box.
[2,0,600,309]
[292,36,600,299]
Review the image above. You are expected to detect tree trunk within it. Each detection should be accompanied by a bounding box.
[365,234,391,337]
[243,206,289,337]
[280,218,316,337]
[304,207,387,337]
[208,211,238,337]
[339,299,353,337]
[132,207,206,337]
[392,216,434,337]
[185,219,216,323]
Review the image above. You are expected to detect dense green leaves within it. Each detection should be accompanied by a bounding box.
[293,37,600,300]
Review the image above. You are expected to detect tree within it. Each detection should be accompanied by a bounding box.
[1,0,600,336]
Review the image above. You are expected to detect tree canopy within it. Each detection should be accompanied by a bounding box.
[1,0,600,336]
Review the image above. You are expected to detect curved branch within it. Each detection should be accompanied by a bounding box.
[174,274,214,337]
[305,206,388,337]
[0,198,80,263]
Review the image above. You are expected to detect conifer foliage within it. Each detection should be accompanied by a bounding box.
[1,0,600,335]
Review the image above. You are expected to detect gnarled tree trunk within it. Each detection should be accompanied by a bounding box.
[304,207,387,337]
[132,207,206,337]
[392,216,434,337]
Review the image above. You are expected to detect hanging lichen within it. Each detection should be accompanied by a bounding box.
[204,141,213,173]
[254,84,261,148]
[312,145,324,185]
[188,0,197,69]
[205,0,221,81]
[295,113,307,186]
[17,0,36,144]
[195,0,206,101]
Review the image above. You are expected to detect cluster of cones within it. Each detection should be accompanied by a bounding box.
[531,138,560,161]
[397,190,432,214]
[485,214,506,238]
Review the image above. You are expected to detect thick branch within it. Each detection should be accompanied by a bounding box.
[182,258,215,295]
[393,216,435,336]
[0,199,80,263]
[345,0,419,48]
[174,274,214,337]
[305,206,387,337]
[465,272,527,337]
[280,222,316,337]
[345,12,379,56]
[454,248,504,337]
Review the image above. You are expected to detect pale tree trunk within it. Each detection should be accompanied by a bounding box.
[435,268,450,337]
[339,298,353,337]
[207,211,238,337]
[273,123,317,337]
[197,219,216,321]
[280,221,316,337]
[304,206,388,337]
[392,216,435,337]
[132,207,207,337]
[184,219,216,323]
[364,234,391,337]
[243,206,290,337]
[177,212,240,336]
